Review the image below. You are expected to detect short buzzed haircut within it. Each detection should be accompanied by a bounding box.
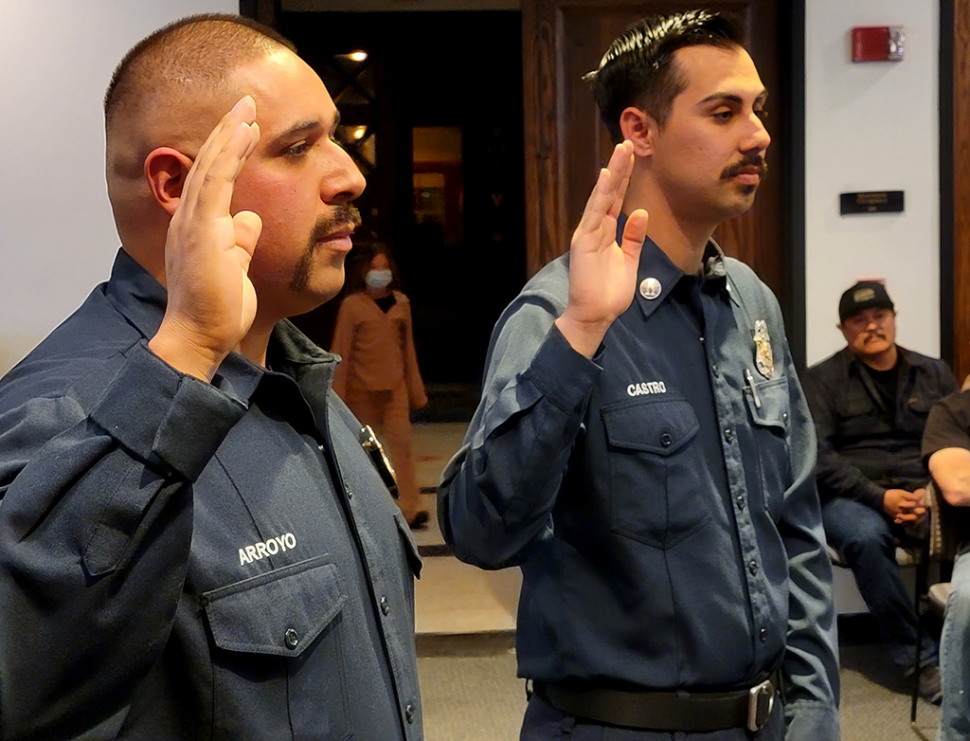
[102,14,297,245]
[104,14,295,134]
[587,10,744,143]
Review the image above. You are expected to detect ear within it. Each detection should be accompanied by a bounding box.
[144,147,194,217]
[618,106,658,158]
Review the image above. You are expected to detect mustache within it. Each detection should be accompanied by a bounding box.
[310,205,362,242]
[721,154,768,180]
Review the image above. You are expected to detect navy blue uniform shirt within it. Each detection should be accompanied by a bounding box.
[439,227,840,740]
[0,250,422,741]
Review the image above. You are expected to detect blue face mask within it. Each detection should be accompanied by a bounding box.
[365,269,393,290]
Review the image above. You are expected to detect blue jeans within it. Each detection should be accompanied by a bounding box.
[939,546,970,740]
[822,497,938,669]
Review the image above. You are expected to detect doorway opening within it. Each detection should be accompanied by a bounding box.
[280,10,526,419]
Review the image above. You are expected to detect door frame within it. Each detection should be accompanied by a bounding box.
[942,0,970,382]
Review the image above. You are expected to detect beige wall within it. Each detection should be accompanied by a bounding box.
[0,0,236,376]
[805,2,940,364]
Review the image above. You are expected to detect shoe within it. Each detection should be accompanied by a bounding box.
[407,510,430,530]
[918,664,943,705]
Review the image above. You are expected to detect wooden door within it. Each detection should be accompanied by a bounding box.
[522,0,791,311]
[947,0,970,382]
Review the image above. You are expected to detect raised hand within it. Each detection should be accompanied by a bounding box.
[555,141,649,358]
[148,96,262,382]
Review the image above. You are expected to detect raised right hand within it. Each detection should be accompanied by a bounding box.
[555,141,649,358]
[148,96,262,382]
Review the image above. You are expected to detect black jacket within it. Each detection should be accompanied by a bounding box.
[803,345,958,510]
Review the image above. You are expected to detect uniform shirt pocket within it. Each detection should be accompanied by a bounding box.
[202,556,352,740]
[602,397,708,549]
[203,556,346,656]
[907,396,936,415]
[836,388,882,437]
[743,377,792,521]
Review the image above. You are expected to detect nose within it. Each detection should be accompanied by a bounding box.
[322,139,366,204]
[745,111,771,154]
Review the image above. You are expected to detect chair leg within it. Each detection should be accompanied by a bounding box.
[910,534,932,736]
[911,607,923,723]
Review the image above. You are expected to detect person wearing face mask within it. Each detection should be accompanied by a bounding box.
[803,280,959,703]
[332,243,429,528]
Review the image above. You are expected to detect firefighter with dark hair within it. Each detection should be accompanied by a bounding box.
[440,10,839,740]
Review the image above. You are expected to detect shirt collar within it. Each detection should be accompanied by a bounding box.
[615,213,730,321]
[104,248,168,340]
[842,344,915,379]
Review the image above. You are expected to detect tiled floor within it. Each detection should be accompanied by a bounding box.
[411,422,521,637]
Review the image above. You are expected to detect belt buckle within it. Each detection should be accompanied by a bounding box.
[747,678,774,732]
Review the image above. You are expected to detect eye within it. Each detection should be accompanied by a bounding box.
[284,141,310,157]
[754,108,769,121]
[712,109,734,122]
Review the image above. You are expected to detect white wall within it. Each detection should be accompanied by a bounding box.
[805,2,940,366]
[0,0,236,375]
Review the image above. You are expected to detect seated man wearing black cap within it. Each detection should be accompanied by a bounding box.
[804,281,959,702]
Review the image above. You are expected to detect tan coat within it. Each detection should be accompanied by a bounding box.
[331,290,427,409]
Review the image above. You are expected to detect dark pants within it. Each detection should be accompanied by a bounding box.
[519,694,785,741]
[822,496,937,668]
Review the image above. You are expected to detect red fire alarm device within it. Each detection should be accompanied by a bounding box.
[852,26,905,62]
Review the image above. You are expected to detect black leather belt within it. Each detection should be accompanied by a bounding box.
[533,673,779,733]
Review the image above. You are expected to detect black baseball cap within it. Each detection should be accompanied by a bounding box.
[838,281,895,323]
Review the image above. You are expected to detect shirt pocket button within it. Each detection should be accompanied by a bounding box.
[284,628,300,650]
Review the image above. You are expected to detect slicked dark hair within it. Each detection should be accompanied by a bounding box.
[104,13,296,130]
[588,10,744,143]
